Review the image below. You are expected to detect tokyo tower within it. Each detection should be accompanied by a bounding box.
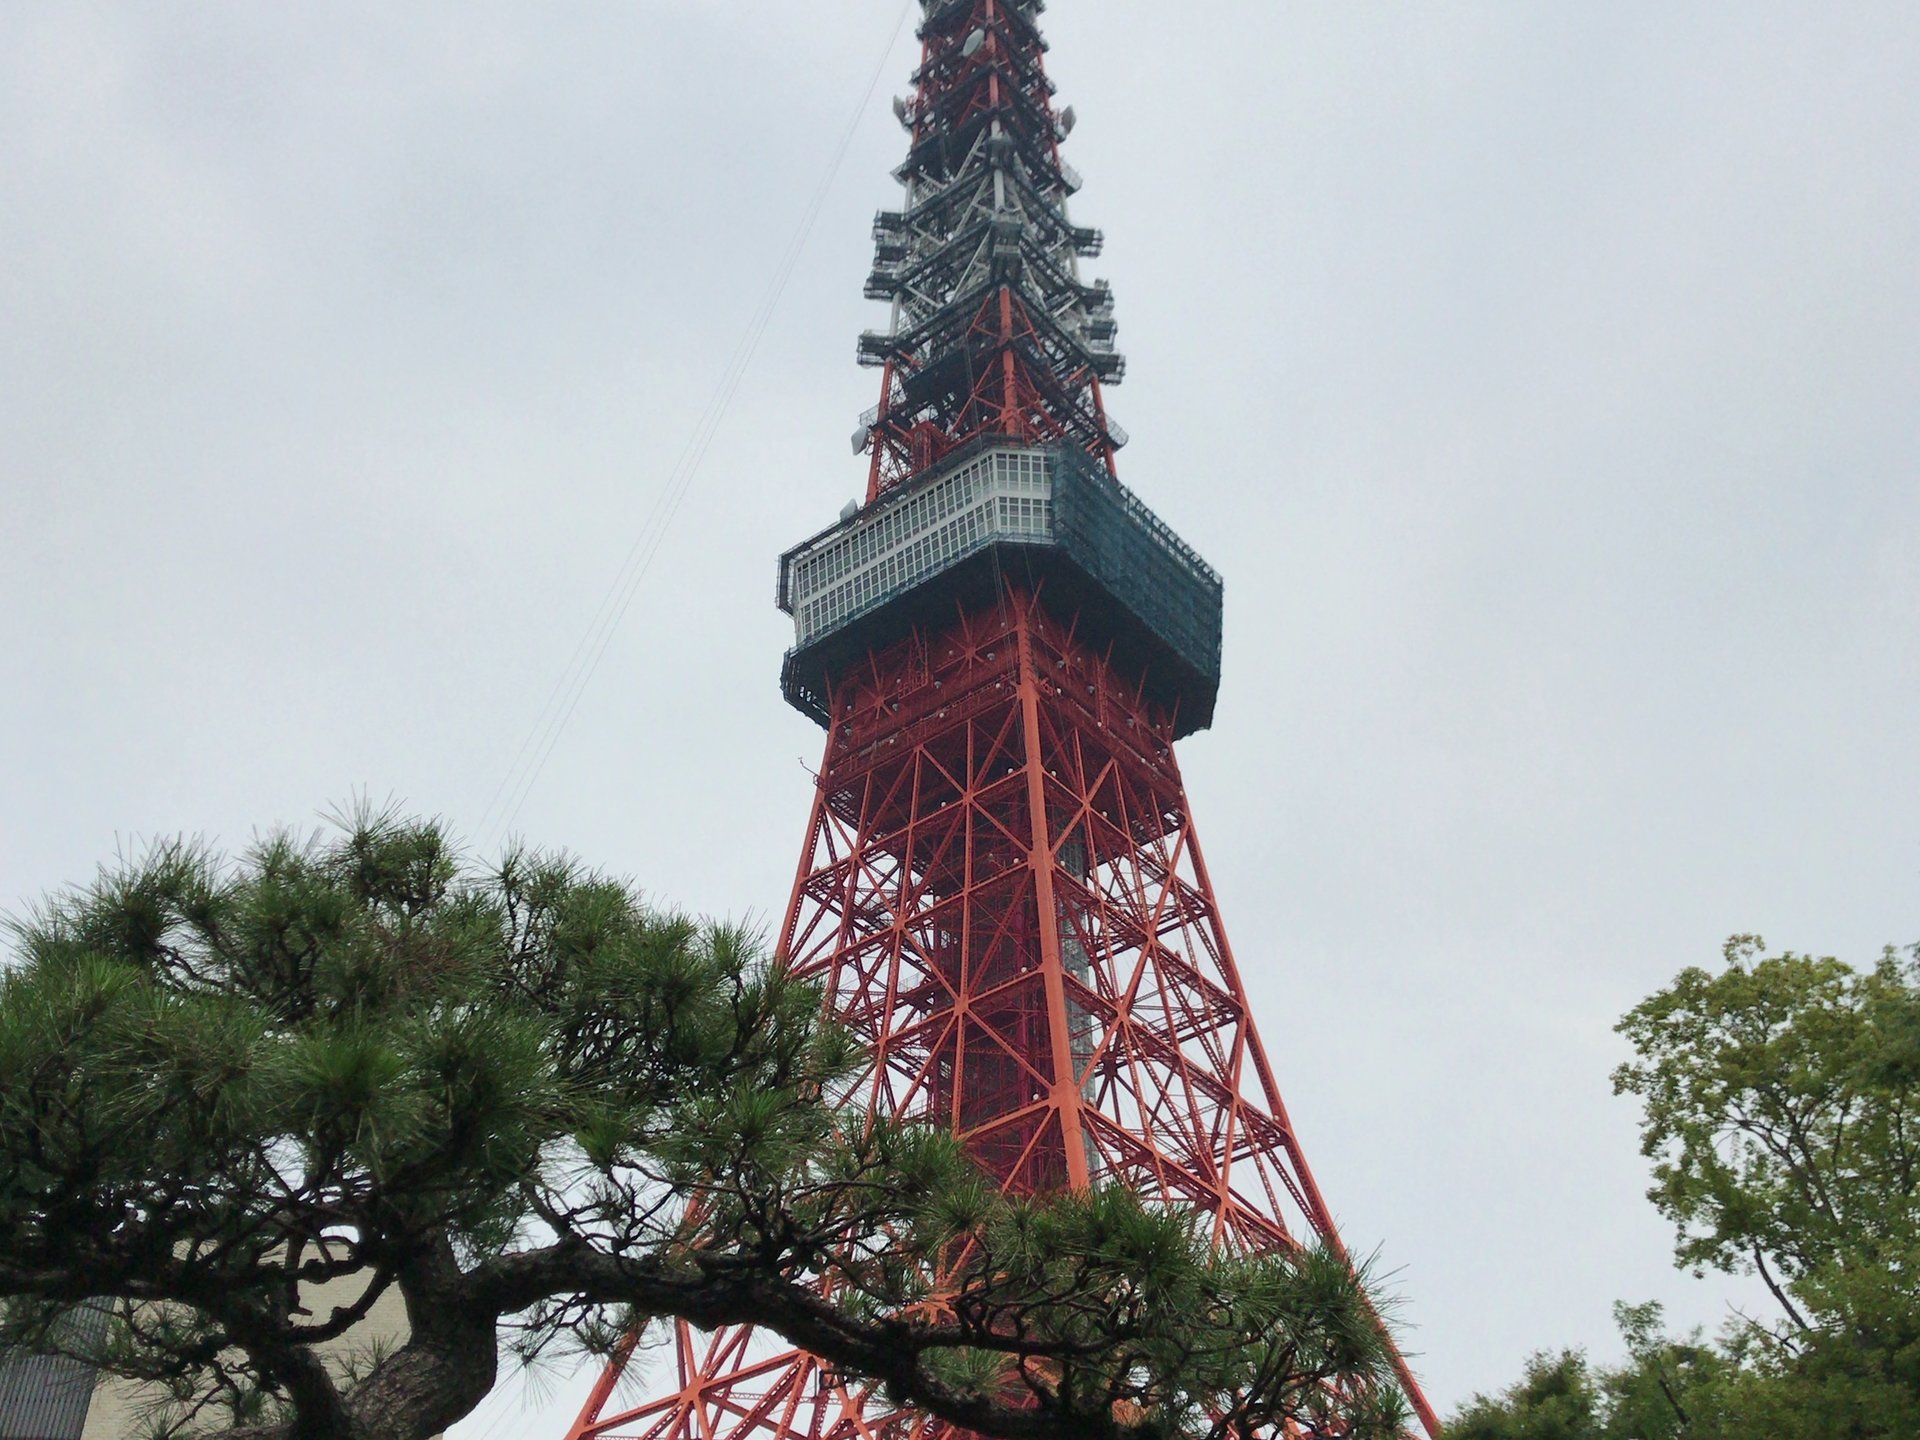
[565,2,1438,1437]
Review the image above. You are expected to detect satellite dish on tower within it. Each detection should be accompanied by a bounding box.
[962,29,987,57]
[892,95,909,124]
[1058,105,1078,136]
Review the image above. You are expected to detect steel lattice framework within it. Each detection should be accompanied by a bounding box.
[564,2,1439,1438]
[857,0,1123,498]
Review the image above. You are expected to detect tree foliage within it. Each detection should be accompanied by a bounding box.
[0,811,1410,1440]
[1449,936,1920,1439]
[1446,1348,1603,1440]
[1610,935,1920,1435]
[1443,1305,1733,1440]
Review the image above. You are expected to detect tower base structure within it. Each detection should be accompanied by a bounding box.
[562,583,1440,1440]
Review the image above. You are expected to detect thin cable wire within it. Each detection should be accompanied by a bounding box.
[457,1364,528,1440]
[477,3,914,853]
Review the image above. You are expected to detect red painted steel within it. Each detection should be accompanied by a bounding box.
[563,1,1440,1434]
[860,0,1123,501]
[561,591,1441,1440]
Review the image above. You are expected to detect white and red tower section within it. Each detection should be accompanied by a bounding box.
[566,1,1438,1436]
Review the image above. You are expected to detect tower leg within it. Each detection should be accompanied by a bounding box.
[564,590,1437,1439]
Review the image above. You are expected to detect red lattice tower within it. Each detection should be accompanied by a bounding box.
[565,2,1438,1437]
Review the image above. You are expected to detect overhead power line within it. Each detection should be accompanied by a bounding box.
[475,4,915,853]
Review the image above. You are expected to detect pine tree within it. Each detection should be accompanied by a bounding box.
[0,809,1407,1440]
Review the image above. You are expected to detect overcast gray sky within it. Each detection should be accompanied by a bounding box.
[3,0,1917,1428]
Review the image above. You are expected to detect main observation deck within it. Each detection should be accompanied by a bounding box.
[778,442,1224,739]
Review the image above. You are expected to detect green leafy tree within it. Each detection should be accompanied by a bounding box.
[1448,938,1920,1439]
[1614,936,1920,1435]
[1445,1350,1602,1440]
[0,812,1410,1440]
[1442,1306,1739,1440]
[1596,1301,1727,1439]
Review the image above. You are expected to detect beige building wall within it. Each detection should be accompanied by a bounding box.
[76,1274,412,1440]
